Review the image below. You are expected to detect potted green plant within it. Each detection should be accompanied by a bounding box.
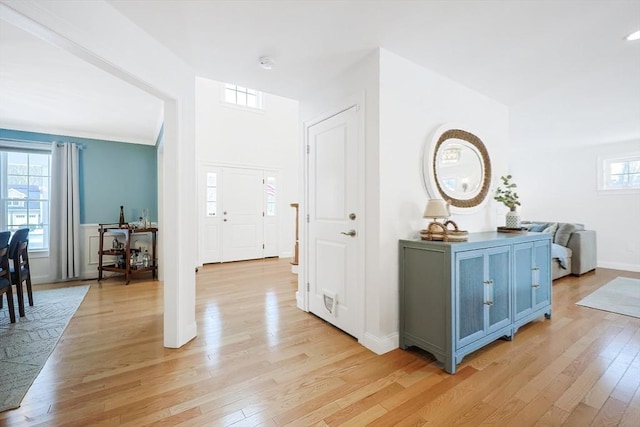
[495,175,522,228]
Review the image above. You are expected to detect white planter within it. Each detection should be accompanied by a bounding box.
[506,210,521,228]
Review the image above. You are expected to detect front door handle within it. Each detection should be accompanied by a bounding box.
[341,229,356,237]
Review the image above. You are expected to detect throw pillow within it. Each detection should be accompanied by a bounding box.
[527,223,549,232]
[555,223,579,246]
[542,223,558,237]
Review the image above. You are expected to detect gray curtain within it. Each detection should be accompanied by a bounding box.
[51,142,80,280]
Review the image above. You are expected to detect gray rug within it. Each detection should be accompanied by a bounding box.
[0,285,89,412]
[576,276,640,318]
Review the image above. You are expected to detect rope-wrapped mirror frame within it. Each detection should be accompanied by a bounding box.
[432,129,492,209]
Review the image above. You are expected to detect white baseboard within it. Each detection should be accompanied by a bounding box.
[280,250,293,258]
[360,331,399,355]
[598,261,640,273]
[296,291,305,311]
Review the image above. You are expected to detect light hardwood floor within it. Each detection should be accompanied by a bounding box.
[1,259,639,426]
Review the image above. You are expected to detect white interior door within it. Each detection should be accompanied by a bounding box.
[200,165,222,264]
[307,106,360,338]
[222,167,264,262]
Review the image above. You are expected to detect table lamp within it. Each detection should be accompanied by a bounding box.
[423,199,450,224]
[420,199,468,241]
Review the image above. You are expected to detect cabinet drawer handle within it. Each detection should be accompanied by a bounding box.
[484,301,493,306]
[532,284,540,288]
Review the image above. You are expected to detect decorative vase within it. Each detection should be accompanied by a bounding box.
[506,207,521,229]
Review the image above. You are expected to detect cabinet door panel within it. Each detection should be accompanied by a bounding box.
[513,243,534,320]
[457,254,485,347]
[488,248,511,331]
[534,240,551,307]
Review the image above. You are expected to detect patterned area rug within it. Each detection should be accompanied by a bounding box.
[0,285,89,412]
[576,277,640,318]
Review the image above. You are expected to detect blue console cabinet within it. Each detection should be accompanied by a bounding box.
[399,232,552,374]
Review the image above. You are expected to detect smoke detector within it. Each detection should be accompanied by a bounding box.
[258,56,276,70]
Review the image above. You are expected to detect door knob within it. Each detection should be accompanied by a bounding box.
[341,229,356,237]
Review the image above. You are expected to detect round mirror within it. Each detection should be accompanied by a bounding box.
[423,127,492,211]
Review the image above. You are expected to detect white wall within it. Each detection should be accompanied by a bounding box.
[510,66,640,272]
[377,49,509,344]
[3,0,198,348]
[195,77,300,260]
[510,140,640,272]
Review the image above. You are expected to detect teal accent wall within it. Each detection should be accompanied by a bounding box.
[0,128,158,224]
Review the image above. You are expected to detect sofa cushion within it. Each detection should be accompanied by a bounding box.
[542,223,558,237]
[555,223,584,246]
[552,243,573,269]
[526,222,549,232]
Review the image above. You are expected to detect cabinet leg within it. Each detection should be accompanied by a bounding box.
[544,311,552,319]
[443,358,456,374]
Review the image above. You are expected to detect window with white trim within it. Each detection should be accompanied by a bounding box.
[223,84,263,110]
[265,176,276,217]
[0,149,51,250]
[598,153,640,192]
[206,172,217,216]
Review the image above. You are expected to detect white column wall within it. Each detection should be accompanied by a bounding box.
[2,0,197,348]
[299,50,381,351]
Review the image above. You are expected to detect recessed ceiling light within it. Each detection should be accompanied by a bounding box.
[259,56,275,70]
[625,30,640,41]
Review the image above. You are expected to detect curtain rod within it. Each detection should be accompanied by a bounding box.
[0,138,86,150]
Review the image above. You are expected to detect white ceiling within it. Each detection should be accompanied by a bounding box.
[0,19,164,145]
[1,0,639,146]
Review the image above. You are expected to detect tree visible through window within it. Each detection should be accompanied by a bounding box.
[0,150,51,250]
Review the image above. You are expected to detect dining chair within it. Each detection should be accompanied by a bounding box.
[0,246,16,323]
[11,241,32,317]
[8,228,31,317]
[7,228,29,263]
[0,231,10,249]
[0,231,11,313]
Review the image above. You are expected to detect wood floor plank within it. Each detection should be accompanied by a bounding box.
[554,355,613,413]
[590,397,628,427]
[582,358,629,410]
[0,262,637,426]
[562,401,599,426]
[619,382,640,427]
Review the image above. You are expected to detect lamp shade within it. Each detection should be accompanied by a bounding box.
[423,199,450,219]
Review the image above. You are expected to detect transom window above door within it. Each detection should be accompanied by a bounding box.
[222,84,264,110]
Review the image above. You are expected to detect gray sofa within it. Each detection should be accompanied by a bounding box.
[523,221,597,280]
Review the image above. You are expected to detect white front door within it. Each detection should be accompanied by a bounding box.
[222,167,265,262]
[307,106,360,338]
